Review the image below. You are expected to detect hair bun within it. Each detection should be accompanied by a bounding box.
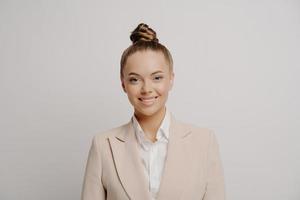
[130,23,159,44]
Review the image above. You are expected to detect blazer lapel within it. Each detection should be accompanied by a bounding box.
[157,113,193,200]
[108,121,152,200]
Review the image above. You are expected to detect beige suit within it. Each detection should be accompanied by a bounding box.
[81,114,225,200]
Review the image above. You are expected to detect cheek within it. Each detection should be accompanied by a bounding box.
[126,86,140,97]
[156,83,171,95]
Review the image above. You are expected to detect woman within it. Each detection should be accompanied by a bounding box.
[81,23,225,200]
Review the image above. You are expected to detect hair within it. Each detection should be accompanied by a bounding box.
[120,23,173,78]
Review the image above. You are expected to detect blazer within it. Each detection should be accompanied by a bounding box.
[81,113,225,200]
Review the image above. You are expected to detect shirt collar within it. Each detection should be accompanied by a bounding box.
[131,108,171,147]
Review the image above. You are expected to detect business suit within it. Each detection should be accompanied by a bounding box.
[81,113,225,200]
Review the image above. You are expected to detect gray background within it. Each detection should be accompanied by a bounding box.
[1,0,299,199]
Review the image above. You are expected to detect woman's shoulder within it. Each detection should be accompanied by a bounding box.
[175,119,216,139]
[176,118,213,131]
[176,120,221,151]
[91,121,130,142]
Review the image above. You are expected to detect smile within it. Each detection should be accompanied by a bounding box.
[138,96,158,106]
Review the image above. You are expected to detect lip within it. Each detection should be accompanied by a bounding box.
[139,96,158,100]
[138,96,158,106]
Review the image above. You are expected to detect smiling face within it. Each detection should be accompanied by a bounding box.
[121,50,174,119]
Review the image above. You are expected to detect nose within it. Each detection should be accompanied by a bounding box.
[141,80,153,94]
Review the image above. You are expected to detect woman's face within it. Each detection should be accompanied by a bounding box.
[121,50,174,118]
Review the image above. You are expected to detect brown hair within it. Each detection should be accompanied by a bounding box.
[120,23,173,78]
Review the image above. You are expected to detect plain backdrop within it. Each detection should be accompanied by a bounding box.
[1,0,299,199]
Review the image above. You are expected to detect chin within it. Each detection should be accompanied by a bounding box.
[135,106,165,118]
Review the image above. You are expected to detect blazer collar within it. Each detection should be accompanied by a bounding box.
[115,112,191,142]
[108,113,192,200]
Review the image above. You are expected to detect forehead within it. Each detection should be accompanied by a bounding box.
[124,50,169,76]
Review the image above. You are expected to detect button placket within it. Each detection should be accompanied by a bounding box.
[149,144,154,191]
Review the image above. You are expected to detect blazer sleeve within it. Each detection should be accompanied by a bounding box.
[203,131,226,200]
[81,136,106,200]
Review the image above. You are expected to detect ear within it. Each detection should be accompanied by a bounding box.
[121,79,127,93]
[169,72,175,91]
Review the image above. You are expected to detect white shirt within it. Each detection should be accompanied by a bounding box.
[132,109,171,200]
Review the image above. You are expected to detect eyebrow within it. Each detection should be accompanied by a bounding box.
[128,70,164,76]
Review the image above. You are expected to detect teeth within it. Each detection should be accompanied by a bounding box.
[140,97,157,101]
[139,96,158,105]
[142,98,154,101]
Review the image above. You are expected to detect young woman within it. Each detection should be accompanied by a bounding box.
[81,23,225,200]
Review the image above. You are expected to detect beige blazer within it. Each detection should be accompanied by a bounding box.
[81,114,225,200]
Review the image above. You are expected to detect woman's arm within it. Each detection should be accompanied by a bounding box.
[203,131,226,200]
[81,136,106,200]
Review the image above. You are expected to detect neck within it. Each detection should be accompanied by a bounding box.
[134,107,166,141]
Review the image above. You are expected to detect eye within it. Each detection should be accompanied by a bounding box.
[129,77,139,83]
[154,76,163,81]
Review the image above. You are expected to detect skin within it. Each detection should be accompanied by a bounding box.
[121,50,174,142]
